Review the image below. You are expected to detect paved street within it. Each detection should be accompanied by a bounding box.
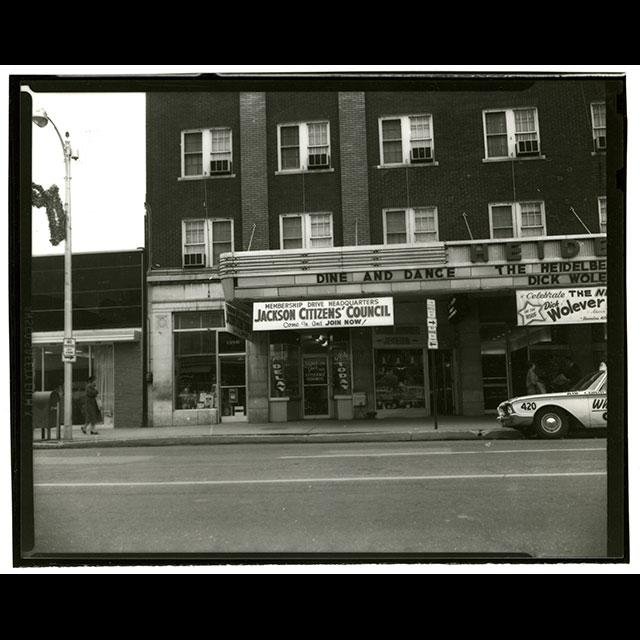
[30,439,607,558]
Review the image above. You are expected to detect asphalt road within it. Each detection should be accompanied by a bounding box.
[29,439,608,559]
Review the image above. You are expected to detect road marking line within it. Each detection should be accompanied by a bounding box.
[35,471,606,489]
[279,447,606,460]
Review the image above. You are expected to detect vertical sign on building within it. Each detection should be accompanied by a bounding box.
[426,299,438,429]
[426,299,438,350]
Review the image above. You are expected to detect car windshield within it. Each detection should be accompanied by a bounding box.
[570,371,606,392]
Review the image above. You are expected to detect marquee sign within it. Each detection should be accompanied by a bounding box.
[516,287,607,326]
[253,297,394,331]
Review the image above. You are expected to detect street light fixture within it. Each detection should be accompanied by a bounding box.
[32,108,77,440]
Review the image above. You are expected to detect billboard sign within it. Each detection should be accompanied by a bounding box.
[516,287,607,326]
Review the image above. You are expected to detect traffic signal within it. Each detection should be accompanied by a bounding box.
[447,295,469,324]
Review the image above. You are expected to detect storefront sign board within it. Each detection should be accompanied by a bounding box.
[516,287,607,326]
[253,297,394,331]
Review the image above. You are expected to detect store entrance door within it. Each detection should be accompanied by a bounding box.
[302,355,330,418]
[219,355,247,421]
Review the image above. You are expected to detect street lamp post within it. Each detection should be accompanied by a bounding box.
[32,109,77,440]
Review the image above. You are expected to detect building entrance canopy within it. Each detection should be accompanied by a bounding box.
[219,234,606,303]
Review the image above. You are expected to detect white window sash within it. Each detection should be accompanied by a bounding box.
[598,197,607,233]
[182,218,234,267]
[182,128,233,177]
[483,109,540,159]
[379,115,435,165]
[383,207,439,244]
[489,202,546,239]
[278,122,330,171]
[182,219,210,266]
[280,213,334,249]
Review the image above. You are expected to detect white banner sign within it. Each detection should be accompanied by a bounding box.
[516,287,607,326]
[253,297,394,331]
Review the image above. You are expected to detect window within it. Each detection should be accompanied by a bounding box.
[182,218,234,268]
[598,197,607,233]
[591,102,606,151]
[181,128,233,177]
[379,115,435,166]
[277,122,330,171]
[489,201,546,239]
[173,311,245,411]
[483,108,541,159]
[279,213,334,249]
[383,207,439,244]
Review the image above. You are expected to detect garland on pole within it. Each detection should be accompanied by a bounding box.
[32,183,66,246]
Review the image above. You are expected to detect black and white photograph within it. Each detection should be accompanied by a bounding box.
[5,65,633,572]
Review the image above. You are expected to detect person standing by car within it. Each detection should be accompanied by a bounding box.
[526,362,546,395]
[82,375,102,435]
[563,356,582,389]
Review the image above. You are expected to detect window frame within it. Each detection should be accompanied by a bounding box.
[488,201,547,239]
[279,212,335,250]
[277,121,331,173]
[591,102,607,151]
[482,107,541,160]
[378,114,435,167]
[180,127,233,178]
[382,207,440,245]
[598,196,607,233]
[182,217,235,268]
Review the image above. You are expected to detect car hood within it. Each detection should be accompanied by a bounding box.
[501,391,583,405]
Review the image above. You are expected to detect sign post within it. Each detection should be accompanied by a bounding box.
[426,299,438,430]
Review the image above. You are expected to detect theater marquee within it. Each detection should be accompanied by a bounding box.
[253,297,394,331]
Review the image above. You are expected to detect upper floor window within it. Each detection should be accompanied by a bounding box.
[483,108,541,160]
[379,115,435,166]
[591,102,606,151]
[280,213,334,249]
[277,122,331,172]
[182,218,234,268]
[489,201,546,239]
[598,197,607,233]
[181,128,233,178]
[383,207,439,244]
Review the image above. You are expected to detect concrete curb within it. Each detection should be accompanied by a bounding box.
[32,429,524,450]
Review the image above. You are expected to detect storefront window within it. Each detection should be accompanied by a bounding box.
[375,349,425,410]
[174,311,224,410]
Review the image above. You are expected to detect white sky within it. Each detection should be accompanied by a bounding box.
[2,65,640,574]
[29,91,146,255]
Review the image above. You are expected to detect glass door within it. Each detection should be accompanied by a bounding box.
[302,355,330,418]
[219,355,247,421]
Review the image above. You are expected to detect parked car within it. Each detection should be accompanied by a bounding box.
[496,370,607,438]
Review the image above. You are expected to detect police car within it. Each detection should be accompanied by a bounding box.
[496,370,607,438]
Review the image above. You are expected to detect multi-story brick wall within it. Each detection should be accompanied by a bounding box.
[114,342,143,428]
[365,80,607,244]
[265,92,343,249]
[146,92,242,268]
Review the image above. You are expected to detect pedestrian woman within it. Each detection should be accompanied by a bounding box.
[82,375,102,435]
[526,362,546,395]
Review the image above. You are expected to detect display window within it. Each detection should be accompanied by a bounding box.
[374,348,425,410]
[173,311,246,418]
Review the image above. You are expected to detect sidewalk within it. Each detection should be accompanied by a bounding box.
[32,415,523,449]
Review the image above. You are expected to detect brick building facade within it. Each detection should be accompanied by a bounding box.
[145,79,610,426]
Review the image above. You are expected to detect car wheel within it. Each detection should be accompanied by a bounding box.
[533,407,570,439]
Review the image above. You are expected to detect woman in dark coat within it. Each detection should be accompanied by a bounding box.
[82,375,102,434]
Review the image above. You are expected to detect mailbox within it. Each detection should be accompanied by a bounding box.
[32,391,61,440]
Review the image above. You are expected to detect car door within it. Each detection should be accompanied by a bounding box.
[588,375,608,428]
